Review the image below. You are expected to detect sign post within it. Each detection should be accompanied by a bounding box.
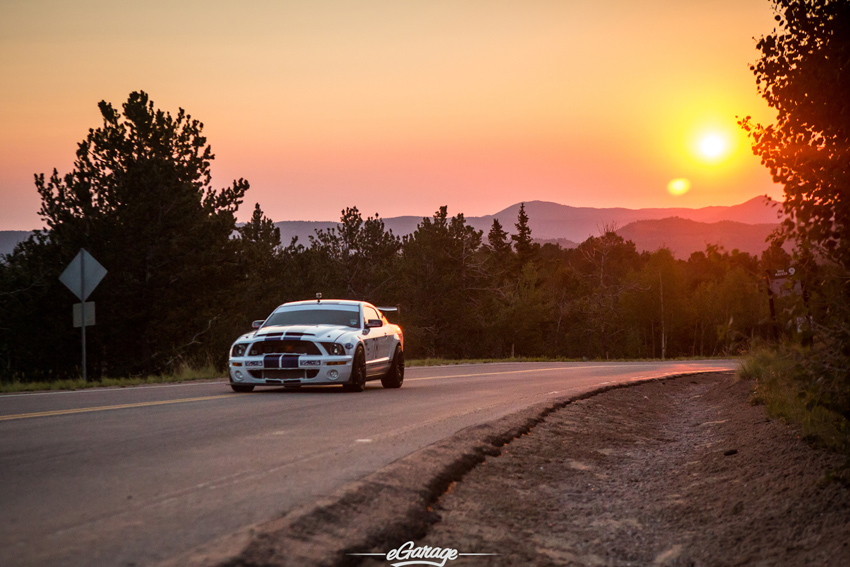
[764,266,807,342]
[59,249,106,382]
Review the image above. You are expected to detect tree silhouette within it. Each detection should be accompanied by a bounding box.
[24,91,249,376]
[511,203,536,265]
[741,0,850,267]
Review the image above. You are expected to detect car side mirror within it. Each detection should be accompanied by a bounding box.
[252,320,264,329]
[366,319,383,328]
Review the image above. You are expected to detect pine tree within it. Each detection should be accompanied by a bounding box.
[13,91,249,377]
[511,203,537,265]
[487,218,511,255]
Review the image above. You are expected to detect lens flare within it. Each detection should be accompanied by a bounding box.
[667,178,691,196]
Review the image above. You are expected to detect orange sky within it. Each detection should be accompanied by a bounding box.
[0,0,782,230]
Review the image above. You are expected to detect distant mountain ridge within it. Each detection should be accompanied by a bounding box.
[480,196,783,241]
[1,197,784,258]
[616,217,782,259]
[274,196,782,246]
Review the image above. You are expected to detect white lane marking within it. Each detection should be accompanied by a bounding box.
[355,439,373,443]
[406,364,733,382]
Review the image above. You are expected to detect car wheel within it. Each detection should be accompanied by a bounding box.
[231,384,255,393]
[381,345,404,389]
[343,346,366,392]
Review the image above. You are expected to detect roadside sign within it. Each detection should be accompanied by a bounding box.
[768,266,802,298]
[59,249,106,301]
[769,277,802,298]
[73,302,96,328]
[59,249,106,382]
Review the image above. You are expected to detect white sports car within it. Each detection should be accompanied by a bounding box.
[228,298,404,392]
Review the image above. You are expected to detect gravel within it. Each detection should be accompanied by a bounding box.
[387,373,850,567]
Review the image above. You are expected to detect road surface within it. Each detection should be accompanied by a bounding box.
[0,360,735,567]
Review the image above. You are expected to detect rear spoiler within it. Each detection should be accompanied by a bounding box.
[377,306,399,315]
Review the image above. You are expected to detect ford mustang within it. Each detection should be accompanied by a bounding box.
[228,298,404,392]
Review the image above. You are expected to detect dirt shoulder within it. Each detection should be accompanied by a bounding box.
[389,373,850,566]
[181,372,849,567]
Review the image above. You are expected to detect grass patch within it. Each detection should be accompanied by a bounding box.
[739,344,850,455]
[0,364,222,394]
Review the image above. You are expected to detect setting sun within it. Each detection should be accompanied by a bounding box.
[699,134,727,158]
[693,131,735,164]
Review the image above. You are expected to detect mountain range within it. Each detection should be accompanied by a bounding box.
[0,196,784,259]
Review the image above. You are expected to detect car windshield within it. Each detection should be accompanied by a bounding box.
[264,308,360,328]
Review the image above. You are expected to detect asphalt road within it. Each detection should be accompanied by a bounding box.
[0,360,735,567]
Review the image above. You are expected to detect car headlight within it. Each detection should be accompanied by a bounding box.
[231,343,249,358]
[320,342,345,356]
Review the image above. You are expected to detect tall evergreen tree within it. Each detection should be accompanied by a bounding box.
[308,207,401,301]
[5,91,249,378]
[399,207,487,357]
[511,203,537,265]
[487,218,511,256]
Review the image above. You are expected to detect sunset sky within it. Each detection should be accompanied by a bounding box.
[0,0,783,230]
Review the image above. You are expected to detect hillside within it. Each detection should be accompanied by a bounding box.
[482,196,783,241]
[616,217,781,259]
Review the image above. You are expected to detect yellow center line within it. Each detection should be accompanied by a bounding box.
[0,395,233,422]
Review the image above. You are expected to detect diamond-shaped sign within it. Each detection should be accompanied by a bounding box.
[59,249,107,301]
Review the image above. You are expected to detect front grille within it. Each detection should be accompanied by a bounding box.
[247,369,321,380]
[263,369,305,380]
[248,340,321,356]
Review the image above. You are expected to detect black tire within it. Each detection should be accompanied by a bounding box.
[343,346,367,392]
[231,384,255,393]
[381,345,404,389]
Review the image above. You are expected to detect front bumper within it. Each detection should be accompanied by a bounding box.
[228,355,354,386]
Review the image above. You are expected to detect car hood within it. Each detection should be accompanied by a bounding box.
[254,324,353,342]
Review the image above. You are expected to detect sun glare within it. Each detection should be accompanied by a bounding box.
[696,132,730,163]
[667,178,691,196]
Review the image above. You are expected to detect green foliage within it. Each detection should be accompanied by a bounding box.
[737,1,850,452]
[740,344,850,454]
[308,207,401,301]
[397,207,488,358]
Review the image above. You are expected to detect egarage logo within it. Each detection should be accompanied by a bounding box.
[348,540,497,566]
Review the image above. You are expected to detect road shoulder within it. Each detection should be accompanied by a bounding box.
[405,372,850,566]
[165,371,850,567]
